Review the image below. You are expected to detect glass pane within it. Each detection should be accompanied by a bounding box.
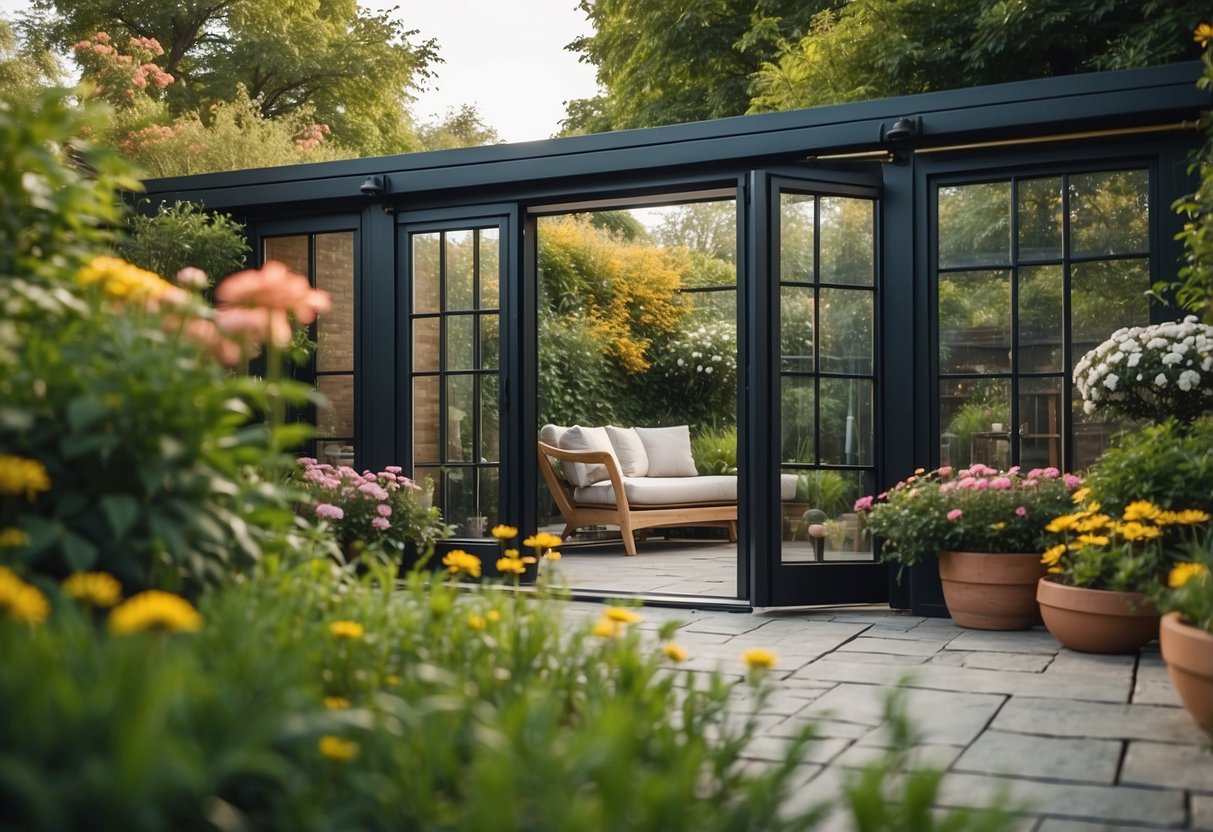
[939,378,1011,470]
[1018,376,1064,471]
[779,193,815,283]
[446,375,475,462]
[445,230,475,310]
[939,269,1011,374]
[687,287,737,321]
[780,375,815,464]
[478,467,500,530]
[314,233,354,372]
[412,317,440,373]
[315,374,353,439]
[412,376,441,465]
[1017,177,1063,261]
[1072,383,1132,472]
[479,228,500,309]
[780,286,815,372]
[443,466,476,536]
[1018,264,1064,373]
[938,182,1011,268]
[819,288,872,374]
[446,314,475,371]
[412,466,441,503]
[412,232,441,314]
[479,313,499,369]
[263,234,309,276]
[819,197,874,286]
[780,468,873,560]
[1069,170,1149,257]
[819,378,872,465]
[479,374,500,463]
[1070,259,1150,370]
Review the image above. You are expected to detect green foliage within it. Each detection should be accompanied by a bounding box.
[122,200,249,285]
[1157,533,1213,634]
[795,469,851,516]
[415,103,500,151]
[692,425,737,475]
[1082,417,1213,518]
[647,319,738,428]
[537,312,629,427]
[0,18,62,106]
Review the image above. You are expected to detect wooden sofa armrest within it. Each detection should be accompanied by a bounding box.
[536,441,631,512]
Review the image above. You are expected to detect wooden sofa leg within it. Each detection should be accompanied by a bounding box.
[621,532,637,556]
[727,521,738,543]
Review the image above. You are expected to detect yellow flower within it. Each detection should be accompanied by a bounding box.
[990,521,1006,531]
[1074,534,1110,548]
[1169,562,1207,589]
[1041,544,1067,567]
[1045,513,1080,533]
[1116,521,1161,542]
[107,590,202,635]
[0,527,28,548]
[742,648,778,670]
[1047,566,1062,574]
[545,549,562,561]
[591,618,620,639]
[1071,487,1092,505]
[0,567,49,625]
[318,735,359,762]
[0,454,51,501]
[496,556,530,576]
[62,572,122,608]
[662,642,688,663]
[603,606,642,624]
[491,524,518,540]
[468,613,486,630]
[1122,500,1161,522]
[1073,514,1113,533]
[442,549,482,578]
[77,256,181,307]
[386,674,400,685]
[486,609,500,622]
[329,620,364,640]
[523,531,563,551]
[1156,509,1211,526]
[1195,22,1213,47]
[324,696,350,710]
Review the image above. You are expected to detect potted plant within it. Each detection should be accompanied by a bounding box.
[1157,540,1213,735]
[855,464,1080,629]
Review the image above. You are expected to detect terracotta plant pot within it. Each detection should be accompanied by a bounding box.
[1036,577,1159,654]
[937,551,1047,630]
[1159,612,1213,735]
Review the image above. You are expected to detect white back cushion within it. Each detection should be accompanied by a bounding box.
[634,425,698,477]
[557,425,617,487]
[605,425,649,477]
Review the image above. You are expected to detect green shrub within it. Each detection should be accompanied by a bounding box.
[692,424,738,474]
[122,200,250,287]
[1083,417,1213,517]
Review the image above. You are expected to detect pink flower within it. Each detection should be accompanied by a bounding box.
[937,466,952,477]
[384,466,403,474]
[854,495,874,511]
[358,482,388,501]
[371,517,390,530]
[957,476,977,489]
[1015,506,1027,517]
[1064,474,1082,489]
[989,476,1012,491]
[315,503,344,520]
[216,260,331,324]
[297,457,318,466]
[376,504,392,517]
[176,267,208,288]
[1040,467,1060,479]
[947,509,963,521]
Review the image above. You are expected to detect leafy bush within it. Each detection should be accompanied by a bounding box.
[1159,532,1213,633]
[648,319,738,428]
[122,200,250,287]
[1081,417,1213,517]
[692,424,738,474]
[537,312,629,426]
[0,560,1015,832]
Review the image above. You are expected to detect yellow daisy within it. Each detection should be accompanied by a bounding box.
[62,572,123,608]
[318,735,359,761]
[742,648,778,670]
[490,524,518,540]
[0,567,49,625]
[1169,562,1207,589]
[328,620,365,640]
[662,642,689,663]
[107,590,202,635]
[603,606,642,624]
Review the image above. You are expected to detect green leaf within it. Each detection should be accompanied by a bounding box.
[66,396,109,432]
[59,432,119,460]
[61,530,98,571]
[100,494,141,541]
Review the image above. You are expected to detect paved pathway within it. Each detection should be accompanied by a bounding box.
[560,601,1213,831]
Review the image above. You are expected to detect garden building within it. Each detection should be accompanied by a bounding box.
[144,61,1211,614]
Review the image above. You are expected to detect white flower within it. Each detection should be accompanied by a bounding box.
[1108,351,1124,365]
[1103,373,1119,391]
[1155,373,1168,387]
[1083,400,1096,414]
[697,364,703,372]
[1178,370,1201,391]
[1127,352,1141,368]
[677,358,684,367]
[1203,357,1212,372]
[1162,352,1183,366]
[1147,337,1168,350]
[705,366,714,374]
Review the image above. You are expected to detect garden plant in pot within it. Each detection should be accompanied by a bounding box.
[855,465,1080,630]
[1157,541,1213,735]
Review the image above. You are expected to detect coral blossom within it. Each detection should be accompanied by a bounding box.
[214,261,331,348]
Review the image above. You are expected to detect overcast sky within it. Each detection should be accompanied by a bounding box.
[0,0,601,144]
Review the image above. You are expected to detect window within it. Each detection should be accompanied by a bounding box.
[935,169,1151,472]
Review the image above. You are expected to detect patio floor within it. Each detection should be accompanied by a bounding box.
[558,600,1213,830]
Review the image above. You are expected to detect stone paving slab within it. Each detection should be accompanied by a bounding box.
[952,730,1122,784]
[1121,741,1213,792]
[797,683,1006,745]
[831,648,932,666]
[829,740,964,771]
[945,628,1062,654]
[1193,794,1213,830]
[931,650,1053,672]
[1035,820,1180,831]
[1134,652,1185,707]
[839,635,955,657]
[1044,650,1137,678]
[993,696,1198,743]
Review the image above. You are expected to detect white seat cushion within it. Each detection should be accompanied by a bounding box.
[780,473,799,501]
[574,475,737,507]
[605,425,649,477]
[634,425,698,477]
[557,425,618,487]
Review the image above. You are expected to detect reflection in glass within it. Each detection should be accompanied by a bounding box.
[779,193,815,282]
[1018,376,1064,470]
[1017,177,1063,261]
[444,466,475,536]
[939,377,1011,470]
[412,376,440,464]
[412,232,441,314]
[314,233,355,373]
[412,317,440,372]
[819,378,872,465]
[479,313,499,369]
[1071,382,1133,471]
[263,235,309,276]
[445,314,475,370]
[819,197,874,285]
[445,230,474,310]
[479,375,500,463]
[780,285,814,372]
[780,467,874,562]
[478,467,500,529]
[1070,259,1150,369]
[479,228,500,309]
[780,375,815,464]
[446,375,474,462]
[1070,170,1149,257]
[315,375,353,439]
[938,270,1011,374]
[1017,264,1063,373]
[819,288,872,374]
[938,182,1011,268]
